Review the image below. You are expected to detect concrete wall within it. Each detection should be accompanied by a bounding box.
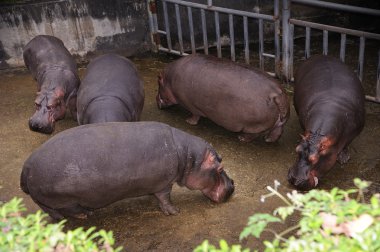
[0,0,150,69]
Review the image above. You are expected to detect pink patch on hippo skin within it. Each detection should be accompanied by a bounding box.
[309,170,319,187]
[186,114,201,125]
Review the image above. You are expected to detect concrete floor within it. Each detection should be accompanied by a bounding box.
[0,46,379,251]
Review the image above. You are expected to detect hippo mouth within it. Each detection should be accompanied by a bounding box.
[29,115,55,134]
[288,167,319,191]
[203,171,234,203]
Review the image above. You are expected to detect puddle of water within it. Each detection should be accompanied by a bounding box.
[0,38,379,251]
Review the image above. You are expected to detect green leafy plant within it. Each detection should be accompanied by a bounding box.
[0,198,122,252]
[194,178,380,252]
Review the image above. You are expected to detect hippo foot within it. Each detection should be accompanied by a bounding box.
[186,115,200,125]
[337,147,350,164]
[73,213,88,219]
[159,203,180,216]
[238,133,259,143]
[154,186,179,215]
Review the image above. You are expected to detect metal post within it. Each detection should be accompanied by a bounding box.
[201,9,208,55]
[323,30,328,55]
[377,50,380,99]
[340,33,346,62]
[175,4,184,55]
[229,14,235,61]
[282,0,291,81]
[148,0,159,52]
[305,26,310,59]
[215,11,221,58]
[187,7,196,54]
[163,1,172,51]
[289,24,294,79]
[358,36,365,81]
[259,19,264,70]
[243,16,249,64]
[274,0,281,77]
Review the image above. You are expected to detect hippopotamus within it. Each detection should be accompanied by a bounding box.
[23,35,80,134]
[288,55,365,190]
[20,121,234,220]
[156,54,289,142]
[77,54,144,124]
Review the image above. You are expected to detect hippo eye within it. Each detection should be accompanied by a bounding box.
[46,105,52,111]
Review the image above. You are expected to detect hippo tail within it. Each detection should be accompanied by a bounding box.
[265,91,290,142]
[20,164,30,195]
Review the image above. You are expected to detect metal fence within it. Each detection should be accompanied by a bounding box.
[148,0,281,77]
[282,0,380,103]
[148,0,380,103]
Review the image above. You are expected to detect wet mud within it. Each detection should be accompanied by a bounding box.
[0,41,379,251]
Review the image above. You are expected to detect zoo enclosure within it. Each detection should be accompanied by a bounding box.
[147,0,380,103]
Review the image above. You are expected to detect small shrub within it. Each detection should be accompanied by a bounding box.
[194,178,380,252]
[0,198,122,252]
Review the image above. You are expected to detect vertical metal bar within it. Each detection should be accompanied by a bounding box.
[215,11,221,58]
[201,9,208,55]
[187,6,196,54]
[148,0,160,52]
[323,30,328,55]
[340,33,346,62]
[377,50,380,99]
[243,16,249,64]
[274,0,281,77]
[163,1,172,51]
[175,4,184,55]
[282,0,291,80]
[289,23,294,80]
[147,0,155,50]
[259,19,264,70]
[305,26,310,59]
[207,0,212,6]
[229,14,235,61]
[358,36,365,81]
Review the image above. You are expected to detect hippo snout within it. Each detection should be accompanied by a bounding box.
[223,178,234,202]
[287,168,317,191]
[29,118,54,134]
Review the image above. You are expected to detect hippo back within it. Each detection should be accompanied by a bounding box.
[21,122,180,209]
[23,35,78,83]
[77,54,144,124]
[163,54,288,133]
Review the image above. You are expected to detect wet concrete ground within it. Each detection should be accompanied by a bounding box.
[0,41,379,251]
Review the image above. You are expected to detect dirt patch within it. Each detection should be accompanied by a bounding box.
[0,51,379,251]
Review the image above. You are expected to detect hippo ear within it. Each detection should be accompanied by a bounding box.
[201,150,217,169]
[319,136,334,152]
[53,87,65,99]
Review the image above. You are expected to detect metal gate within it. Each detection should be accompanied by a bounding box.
[148,0,380,103]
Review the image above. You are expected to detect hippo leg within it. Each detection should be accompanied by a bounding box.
[154,185,179,215]
[238,133,260,143]
[265,114,285,142]
[186,114,201,125]
[67,90,78,121]
[58,204,93,219]
[337,147,350,164]
[35,201,65,220]
[265,126,283,142]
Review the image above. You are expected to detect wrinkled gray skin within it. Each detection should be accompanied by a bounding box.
[77,54,144,124]
[288,55,365,190]
[157,54,289,142]
[23,35,80,134]
[21,122,234,220]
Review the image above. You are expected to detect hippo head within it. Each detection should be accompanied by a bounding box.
[156,73,177,109]
[288,131,337,190]
[29,88,66,134]
[185,149,234,203]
